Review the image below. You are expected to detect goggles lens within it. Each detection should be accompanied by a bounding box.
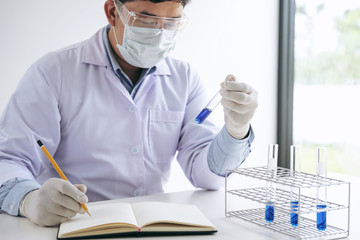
[114,0,187,30]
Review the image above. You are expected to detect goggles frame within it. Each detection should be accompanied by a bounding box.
[114,0,188,31]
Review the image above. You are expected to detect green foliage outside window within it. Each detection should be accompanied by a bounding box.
[295,6,360,85]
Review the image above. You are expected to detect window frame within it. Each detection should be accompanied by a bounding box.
[277,0,296,168]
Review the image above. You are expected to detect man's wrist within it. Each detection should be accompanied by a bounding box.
[19,189,37,217]
[227,123,250,140]
[207,125,254,176]
[0,179,40,216]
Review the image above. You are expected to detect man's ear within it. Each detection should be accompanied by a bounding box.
[104,0,117,27]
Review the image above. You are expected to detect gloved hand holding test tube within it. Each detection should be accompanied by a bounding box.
[195,75,258,140]
[195,90,222,124]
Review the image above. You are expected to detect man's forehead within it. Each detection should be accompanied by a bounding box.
[124,1,184,18]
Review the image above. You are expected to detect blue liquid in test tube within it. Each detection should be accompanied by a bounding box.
[195,91,221,124]
[265,204,274,222]
[317,204,327,231]
[195,108,212,124]
[290,200,299,226]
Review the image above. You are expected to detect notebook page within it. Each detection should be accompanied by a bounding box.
[59,202,138,235]
[131,202,215,229]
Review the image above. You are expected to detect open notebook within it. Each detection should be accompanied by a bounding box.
[57,201,217,239]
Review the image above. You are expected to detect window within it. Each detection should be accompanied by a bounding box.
[293,0,360,175]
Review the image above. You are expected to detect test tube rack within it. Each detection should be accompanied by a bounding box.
[225,167,350,239]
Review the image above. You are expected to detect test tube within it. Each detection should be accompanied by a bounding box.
[195,91,222,124]
[290,145,301,227]
[316,147,327,231]
[265,144,278,222]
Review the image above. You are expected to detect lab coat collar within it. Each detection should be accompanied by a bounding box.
[153,59,171,76]
[81,26,172,76]
[81,27,111,68]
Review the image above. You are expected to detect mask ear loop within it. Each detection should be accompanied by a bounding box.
[113,0,128,47]
[112,1,121,46]
[113,27,121,46]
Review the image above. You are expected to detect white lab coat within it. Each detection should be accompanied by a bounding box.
[0,27,224,201]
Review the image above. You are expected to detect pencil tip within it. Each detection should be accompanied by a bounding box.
[37,140,43,147]
[86,210,91,216]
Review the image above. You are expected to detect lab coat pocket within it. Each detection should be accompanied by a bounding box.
[149,110,184,162]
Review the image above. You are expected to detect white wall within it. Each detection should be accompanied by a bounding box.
[0,0,279,192]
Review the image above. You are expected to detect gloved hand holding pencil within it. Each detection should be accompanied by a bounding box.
[20,178,88,226]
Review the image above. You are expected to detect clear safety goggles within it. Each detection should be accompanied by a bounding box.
[114,0,188,31]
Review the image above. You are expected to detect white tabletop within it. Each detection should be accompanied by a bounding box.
[1,181,358,240]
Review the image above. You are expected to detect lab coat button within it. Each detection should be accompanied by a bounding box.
[131,146,139,155]
[128,105,136,113]
[9,205,13,211]
[133,188,143,197]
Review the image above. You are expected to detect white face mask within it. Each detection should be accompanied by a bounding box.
[113,25,177,68]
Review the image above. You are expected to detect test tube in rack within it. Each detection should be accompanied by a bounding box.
[290,145,301,227]
[265,144,278,222]
[316,147,327,231]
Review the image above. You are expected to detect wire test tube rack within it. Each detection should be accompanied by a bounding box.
[225,167,350,239]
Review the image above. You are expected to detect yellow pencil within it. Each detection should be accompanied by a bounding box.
[37,140,91,216]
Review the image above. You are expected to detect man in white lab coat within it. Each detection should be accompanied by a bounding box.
[0,0,257,226]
